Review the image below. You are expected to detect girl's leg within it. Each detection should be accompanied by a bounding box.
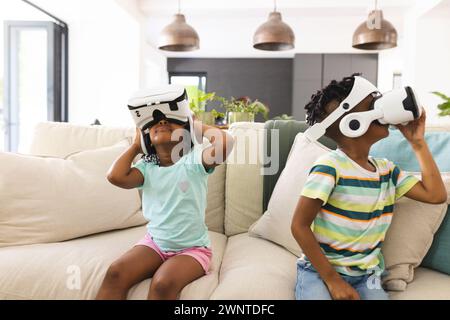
[96,246,164,300]
[148,255,205,300]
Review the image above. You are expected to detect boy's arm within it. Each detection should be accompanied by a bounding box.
[291,197,360,300]
[194,121,235,170]
[396,111,447,204]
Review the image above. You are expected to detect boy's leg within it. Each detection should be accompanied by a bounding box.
[295,261,332,300]
[352,274,390,300]
[96,245,164,300]
[148,255,205,300]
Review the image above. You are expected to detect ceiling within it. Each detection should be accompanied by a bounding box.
[423,0,450,18]
[139,0,415,17]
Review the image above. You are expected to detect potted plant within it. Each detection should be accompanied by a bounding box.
[217,96,270,125]
[189,89,217,125]
[432,92,450,117]
[211,109,226,126]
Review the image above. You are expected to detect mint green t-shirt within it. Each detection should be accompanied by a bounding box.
[133,145,214,252]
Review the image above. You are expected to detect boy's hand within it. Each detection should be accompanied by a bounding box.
[326,277,361,300]
[396,109,426,148]
[133,128,143,154]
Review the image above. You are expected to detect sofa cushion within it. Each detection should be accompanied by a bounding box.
[381,198,447,291]
[416,173,450,275]
[211,233,297,300]
[422,206,450,275]
[0,226,228,300]
[389,268,450,300]
[225,123,266,236]
[371,129,450,173]
[249,133,330,256]
[205,164,226,234]
[29,121,135,158]
[28,121,226,234]
[262,120,337,212]
[0,140,145,248]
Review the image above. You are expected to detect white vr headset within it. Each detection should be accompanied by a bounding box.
[304,76,423,141]
[128,85,200,155]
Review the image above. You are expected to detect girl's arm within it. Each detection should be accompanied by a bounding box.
[195,121,235,170]
[291,197,361,300]
[397,111,447,204]
[107,128,145,190]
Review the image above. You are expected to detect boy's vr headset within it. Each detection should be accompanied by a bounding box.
[128,85,200,155]
[304,76,423,141]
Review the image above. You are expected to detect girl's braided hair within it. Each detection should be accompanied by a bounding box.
[305,73,360,126]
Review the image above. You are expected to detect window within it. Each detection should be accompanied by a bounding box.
[169,72,207,105]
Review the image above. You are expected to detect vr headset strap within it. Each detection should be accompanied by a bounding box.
[304,76,379,142]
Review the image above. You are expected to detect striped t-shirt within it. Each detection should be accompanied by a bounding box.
[301,148,419,277]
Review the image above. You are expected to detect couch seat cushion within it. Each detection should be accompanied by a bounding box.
[211,233,297,300]
[0,226,227,300]
[389,268,450,300]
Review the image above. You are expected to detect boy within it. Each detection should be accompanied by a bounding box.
[291,75,447,300]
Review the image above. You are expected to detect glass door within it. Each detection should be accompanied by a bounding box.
[3,21,67,153]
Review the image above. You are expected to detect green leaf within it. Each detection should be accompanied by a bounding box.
[211,109,225,119]
[437,102,450,111]
[188,88,218,115]
[432,91,450,101]
[439,109,450,117]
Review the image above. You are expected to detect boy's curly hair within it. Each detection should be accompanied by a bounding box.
[305,73,361,126]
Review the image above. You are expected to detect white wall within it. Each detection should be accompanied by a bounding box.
[116,0,168,89]
[376,0,450,127]
[377,44,404,93]
[414,15,450,127]
[31,0,142,127]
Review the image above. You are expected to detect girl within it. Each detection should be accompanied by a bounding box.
[96,117,234,300]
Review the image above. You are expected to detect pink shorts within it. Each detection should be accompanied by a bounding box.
[135,234,213,274]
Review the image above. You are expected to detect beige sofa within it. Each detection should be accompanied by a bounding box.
[1,121,449,300]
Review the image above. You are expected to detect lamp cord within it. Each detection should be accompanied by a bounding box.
[178,0,181,14]
[274,0,277,12]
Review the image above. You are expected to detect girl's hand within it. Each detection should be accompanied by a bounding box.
[133,128,143,154]
[192,117,204,136]
[396,109,426,148]
[326,277,361,300]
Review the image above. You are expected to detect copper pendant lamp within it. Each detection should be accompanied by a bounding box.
[352,0,397,50]
[158,0,200,52]
[253,0,295,51]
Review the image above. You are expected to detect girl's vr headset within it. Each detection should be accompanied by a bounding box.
[128,85,200,155]
[304,76,423,141]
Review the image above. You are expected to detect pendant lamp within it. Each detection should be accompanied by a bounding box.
[352,0,397,50]
[159,0,200,52]
[253,0,295,51]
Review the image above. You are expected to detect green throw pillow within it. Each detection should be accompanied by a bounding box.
[422,206,450,275]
